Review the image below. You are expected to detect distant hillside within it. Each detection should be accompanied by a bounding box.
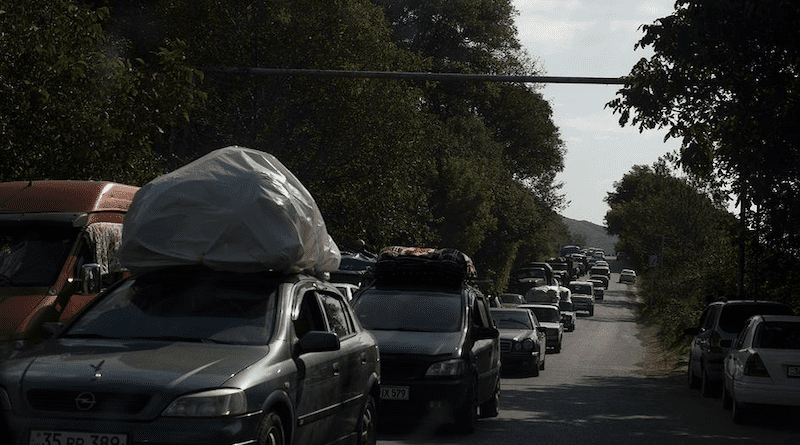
[561,216,618,254]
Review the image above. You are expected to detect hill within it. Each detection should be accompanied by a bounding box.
[561,216,618,255]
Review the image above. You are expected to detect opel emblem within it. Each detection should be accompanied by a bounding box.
[75,392,96,411]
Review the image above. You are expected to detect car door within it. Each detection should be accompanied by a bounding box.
[470,292,500,403]
[291,287,341,445]
[317,289,372,439]
[691,305,720,376]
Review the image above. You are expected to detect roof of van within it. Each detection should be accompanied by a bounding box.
[0,180,139,214]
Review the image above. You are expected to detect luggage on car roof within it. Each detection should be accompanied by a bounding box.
[372,246,477,287]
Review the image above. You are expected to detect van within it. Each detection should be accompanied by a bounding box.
[0,180,139,359]
[351,247,501,433]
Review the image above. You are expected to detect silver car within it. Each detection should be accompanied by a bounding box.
[0,267,380,445]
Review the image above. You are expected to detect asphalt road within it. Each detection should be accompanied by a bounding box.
[376,270,800,445]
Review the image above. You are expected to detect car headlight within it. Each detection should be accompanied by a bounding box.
[521,339,535,351]
[162,388,248,417]
[426,359,466,377]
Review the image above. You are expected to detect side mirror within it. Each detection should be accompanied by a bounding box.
[82,263,102,294]
[297,331,340,353]
[41,322,65,340]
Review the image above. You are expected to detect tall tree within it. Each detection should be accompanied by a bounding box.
[0,0,206,184]
[606,0,800,256]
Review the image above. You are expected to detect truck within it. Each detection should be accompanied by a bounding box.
[0,180,139,360]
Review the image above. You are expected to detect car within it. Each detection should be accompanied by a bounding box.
[0,266,381,445]
[559,299,577,332]
[518,304,564,353]
[619,269,637,284]
[589,275,609,293]
[498,293,527,307]
[567,281,595,316]
[595,260,609,268]
[351,247,501,433]
[722,315,800,424]
[684,299,794,397]
[490,308,546,376]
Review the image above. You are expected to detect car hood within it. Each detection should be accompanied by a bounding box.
[498,329,535,342]
[368,330,463,357]
[12,339,267,392]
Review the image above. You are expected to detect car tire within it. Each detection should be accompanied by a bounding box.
[530,359,540,377]
[479,379,500,418]
[356,394,377,445]
[257,411,286,445]
[540,354,546,370]
[721,381,732,410]
[687,359,701,389]
[589,307,594,316]
[554,341,562,354]
[732,398,748,424]
[455,378,477,434]
[700,367,716,398]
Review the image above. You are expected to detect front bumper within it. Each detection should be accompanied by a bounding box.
[378,377,472,423]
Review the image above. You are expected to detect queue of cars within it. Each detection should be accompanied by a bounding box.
[684,298,799,424]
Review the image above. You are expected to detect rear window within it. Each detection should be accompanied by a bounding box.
[718,303,794,333]
[754,321,800,349]
[352,289,463,332]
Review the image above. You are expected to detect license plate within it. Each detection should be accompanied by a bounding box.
[30,430,127,445]
[788,366,800,378]
[381,386,410,400]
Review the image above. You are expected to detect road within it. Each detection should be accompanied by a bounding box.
[376,270,800,445]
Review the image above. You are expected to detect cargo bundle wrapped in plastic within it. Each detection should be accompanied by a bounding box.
[118,146,340,276]
[373,246,477,287]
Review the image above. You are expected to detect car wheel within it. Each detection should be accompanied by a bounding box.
[721,380,732,410]
[700,367,716,398]
[554,341,561,353]
[455,378,477,433]
[540,355,546,371]
[479,379,500,418]
[687,359,701,389]
[356,395,377,445]
[732,398,748,424]
[589,307,594,316]
[530,358,540,377]
[257,412,286,445]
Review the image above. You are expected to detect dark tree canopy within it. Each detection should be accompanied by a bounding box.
[607,0,800,255]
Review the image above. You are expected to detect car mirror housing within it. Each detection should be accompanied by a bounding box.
[297,331,340,353]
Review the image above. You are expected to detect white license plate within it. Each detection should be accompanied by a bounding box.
[788,366,800,378]
[381,386,410,400]
[30,430,127,445]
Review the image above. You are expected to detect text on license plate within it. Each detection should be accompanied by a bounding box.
[381,386,410,400]
[788,366,800,378]
[30,430,127,445]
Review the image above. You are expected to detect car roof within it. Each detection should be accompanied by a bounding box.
[753,314,800,323]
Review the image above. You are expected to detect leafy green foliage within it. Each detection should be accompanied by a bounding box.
[0,0,206,184]
[607,0,800,256]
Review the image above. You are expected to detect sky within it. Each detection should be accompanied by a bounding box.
[512,0,682,226]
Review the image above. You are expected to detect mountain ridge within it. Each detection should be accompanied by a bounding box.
[561,216,618,254]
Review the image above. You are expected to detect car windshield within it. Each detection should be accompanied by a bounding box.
[753,321,800,349]
[718,304,794,334]
[492,310,533,329]
[569,283,591,295]
[0,223,78,287]
[65,269,279,345]
[352,289,463,332]
[529,307,559,323]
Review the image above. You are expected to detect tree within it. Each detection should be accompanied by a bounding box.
[0,0,206,184]
[606,0,800,257]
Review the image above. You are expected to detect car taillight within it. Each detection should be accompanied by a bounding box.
[743,353,770,377]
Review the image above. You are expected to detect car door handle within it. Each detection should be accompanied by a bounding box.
[360,352,368,365]
[332,362,340,377]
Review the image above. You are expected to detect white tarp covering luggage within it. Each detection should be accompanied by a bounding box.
[119,146,340,275]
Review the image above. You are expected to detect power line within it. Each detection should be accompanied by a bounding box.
[200,67,627,85]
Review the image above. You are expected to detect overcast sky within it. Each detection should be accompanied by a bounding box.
[512,0,682,226]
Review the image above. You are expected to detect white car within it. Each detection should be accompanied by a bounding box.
[722,314,800,424]
[619,269,637,284]
[518,304,564,353]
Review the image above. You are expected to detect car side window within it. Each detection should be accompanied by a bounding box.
[472,294,492,328]
[700,306,718,331]
[732,322,750,349]
[319,291,354,338]
[294,291,327,339]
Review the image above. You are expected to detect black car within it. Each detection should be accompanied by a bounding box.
[0,267,381,445]
[351,247,501,433]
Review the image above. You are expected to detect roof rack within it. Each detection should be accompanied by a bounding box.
[373,246,477,287]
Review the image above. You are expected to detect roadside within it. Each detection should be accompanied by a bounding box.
[627,289,688,381]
